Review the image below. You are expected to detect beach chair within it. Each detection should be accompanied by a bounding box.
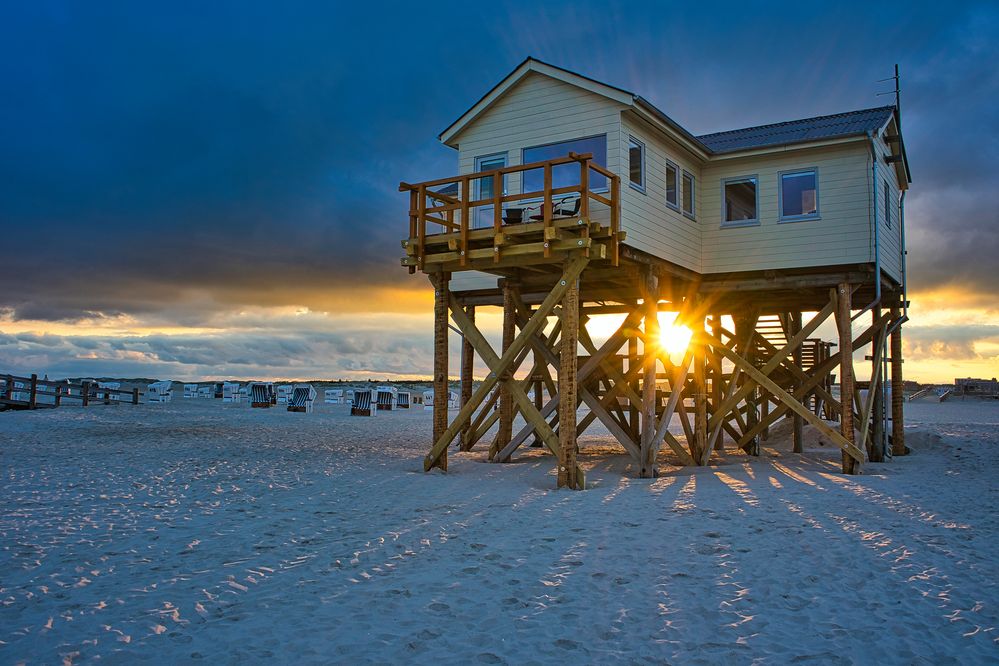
[198,385,213,399]
[250,382,275,408]
[376,386,396,411]
[147,381,173,403]
[346,389,355,406]
[287,384,317,413]
[423,390,434,410]
[222,383,242,403]
[396,391,411,408]
[351,389,377,416]
[184,383,198,398]
[325,388,343,404]
[276,384,294,404]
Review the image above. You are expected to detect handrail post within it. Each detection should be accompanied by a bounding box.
[543,163,552,257]
[29,373,37,409]
[579,158,590,257]
[417,184,427,270]
[407,189,418,275]
[611,174,621,266]
[132,387,139,405]
[460,178,470,267]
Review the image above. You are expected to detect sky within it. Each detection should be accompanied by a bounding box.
[1,1,997,383]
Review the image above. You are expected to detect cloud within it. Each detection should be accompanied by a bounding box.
[902,324,999,361]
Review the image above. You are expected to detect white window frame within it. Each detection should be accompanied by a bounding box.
[664,159,680,210]
[778,168,820,223]
[627,135,645,193]
[519,134,610,201]
[720,175,760,228]
[682,170,696,219]
[473,152,507,228]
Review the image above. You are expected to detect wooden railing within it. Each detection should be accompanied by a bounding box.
[399,152,620,270]
[1,373,142,410]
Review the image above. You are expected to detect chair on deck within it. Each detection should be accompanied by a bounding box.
[287,385,317,413]
[528,196,581,221]
[351,389,377,416]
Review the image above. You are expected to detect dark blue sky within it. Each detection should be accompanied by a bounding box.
[1,1,997,380]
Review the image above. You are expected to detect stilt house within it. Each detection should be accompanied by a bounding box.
[401,58,911,488]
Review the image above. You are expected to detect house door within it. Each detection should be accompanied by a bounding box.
[474,154,506,228]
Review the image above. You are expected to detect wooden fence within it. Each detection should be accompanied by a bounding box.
[1,373,142,411]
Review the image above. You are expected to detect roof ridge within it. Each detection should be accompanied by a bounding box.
[696,105,896,139]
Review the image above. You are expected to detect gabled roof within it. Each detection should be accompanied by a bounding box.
[696,106,897,154]
[440,58,910,183]
[439,57,710,159]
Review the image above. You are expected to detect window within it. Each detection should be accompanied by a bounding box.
[628,136,645,191]
[682,171,695,217]
[522,135,607,193]
[474,153,507,228]
[883,181,892,228]
[779,169,819,221]
[664,160,679,209]
[722,176,758,225]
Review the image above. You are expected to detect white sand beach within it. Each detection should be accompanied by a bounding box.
[1,398,997,663]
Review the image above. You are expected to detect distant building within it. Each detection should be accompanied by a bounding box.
[955,377,999,395]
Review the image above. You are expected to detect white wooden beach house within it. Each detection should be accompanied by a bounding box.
[402,57,912,483]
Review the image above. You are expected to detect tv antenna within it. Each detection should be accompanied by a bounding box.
[876,64,901,127]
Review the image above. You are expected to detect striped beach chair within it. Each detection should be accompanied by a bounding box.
[250,382,275,408]
[351,389,376,416]
[376,386,396,411]
[287,384,317,413]
[396,391,411,408]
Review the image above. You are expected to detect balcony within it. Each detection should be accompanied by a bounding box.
[400,152,621,274]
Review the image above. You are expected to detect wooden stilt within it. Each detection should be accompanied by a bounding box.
[693,316,708,464]
[628,333,639,443]
[790,311,804,453]
[493,284,517,457]
[639,269,660,478]
[459,305,475,450]
[710,315,724,452]
[890,304,907,456]
[836,283,859,474]
[870,306,886,462]
[82,381,90,407]
[558,262,583,489]
[431,271,450,472]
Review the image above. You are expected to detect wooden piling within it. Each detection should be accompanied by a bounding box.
[28,374,38,409]
[494,283,516,457]
[557,264,582,489]
[459,305,475,450]
[431,271,450,472]
[870,306,885,462]
[81,381,90,407]
[890,304,906,456]
[790,311,804,453]
[639,270,659,477]
[836,284,859,474]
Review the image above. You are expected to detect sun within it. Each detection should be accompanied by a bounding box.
[660,323,693,358]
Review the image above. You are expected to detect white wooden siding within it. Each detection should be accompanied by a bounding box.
[618,111,702,271]
[700,142,876,274]
[873,129,904,283]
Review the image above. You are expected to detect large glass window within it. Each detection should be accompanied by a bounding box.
[780,170,818,220]
[682,171,695,217]
[664,160,679,209]
[723,176,758,225]
[522,135,607,193]
[628,136,645,191]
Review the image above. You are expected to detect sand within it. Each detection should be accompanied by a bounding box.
[1,398,997,663]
